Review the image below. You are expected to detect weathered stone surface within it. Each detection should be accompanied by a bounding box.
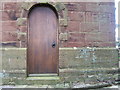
[55,2,66,11]
[2,21,17,31]
[59,19,68,26]
[0,47,119,85]
[59,33,68,41]
[86,3,99,12]
[68,33,85,43]
[17,32,27,41]
[2,48,26,71]
[1,48,118,71]
[59,48,118,69]
[66,21,80,32]
[2,10,21,21]
[2,31,18,42]
[1,2,116,47]
[16,18,27,26]
[4,2,22,11]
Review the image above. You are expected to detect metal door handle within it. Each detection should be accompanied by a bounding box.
[52,42,56,48]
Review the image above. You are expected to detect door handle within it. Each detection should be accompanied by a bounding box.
[52,42,56,48]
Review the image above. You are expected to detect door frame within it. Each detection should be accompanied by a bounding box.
[26,3,59,77]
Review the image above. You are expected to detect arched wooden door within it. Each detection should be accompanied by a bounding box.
[27,5,58,76]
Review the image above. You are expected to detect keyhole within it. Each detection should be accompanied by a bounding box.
[52,42,56,48]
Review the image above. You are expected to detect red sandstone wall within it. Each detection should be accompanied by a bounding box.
[0,2,116,47]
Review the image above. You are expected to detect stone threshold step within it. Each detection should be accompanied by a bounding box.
[26,76,60,80]
[28,74,58,77]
